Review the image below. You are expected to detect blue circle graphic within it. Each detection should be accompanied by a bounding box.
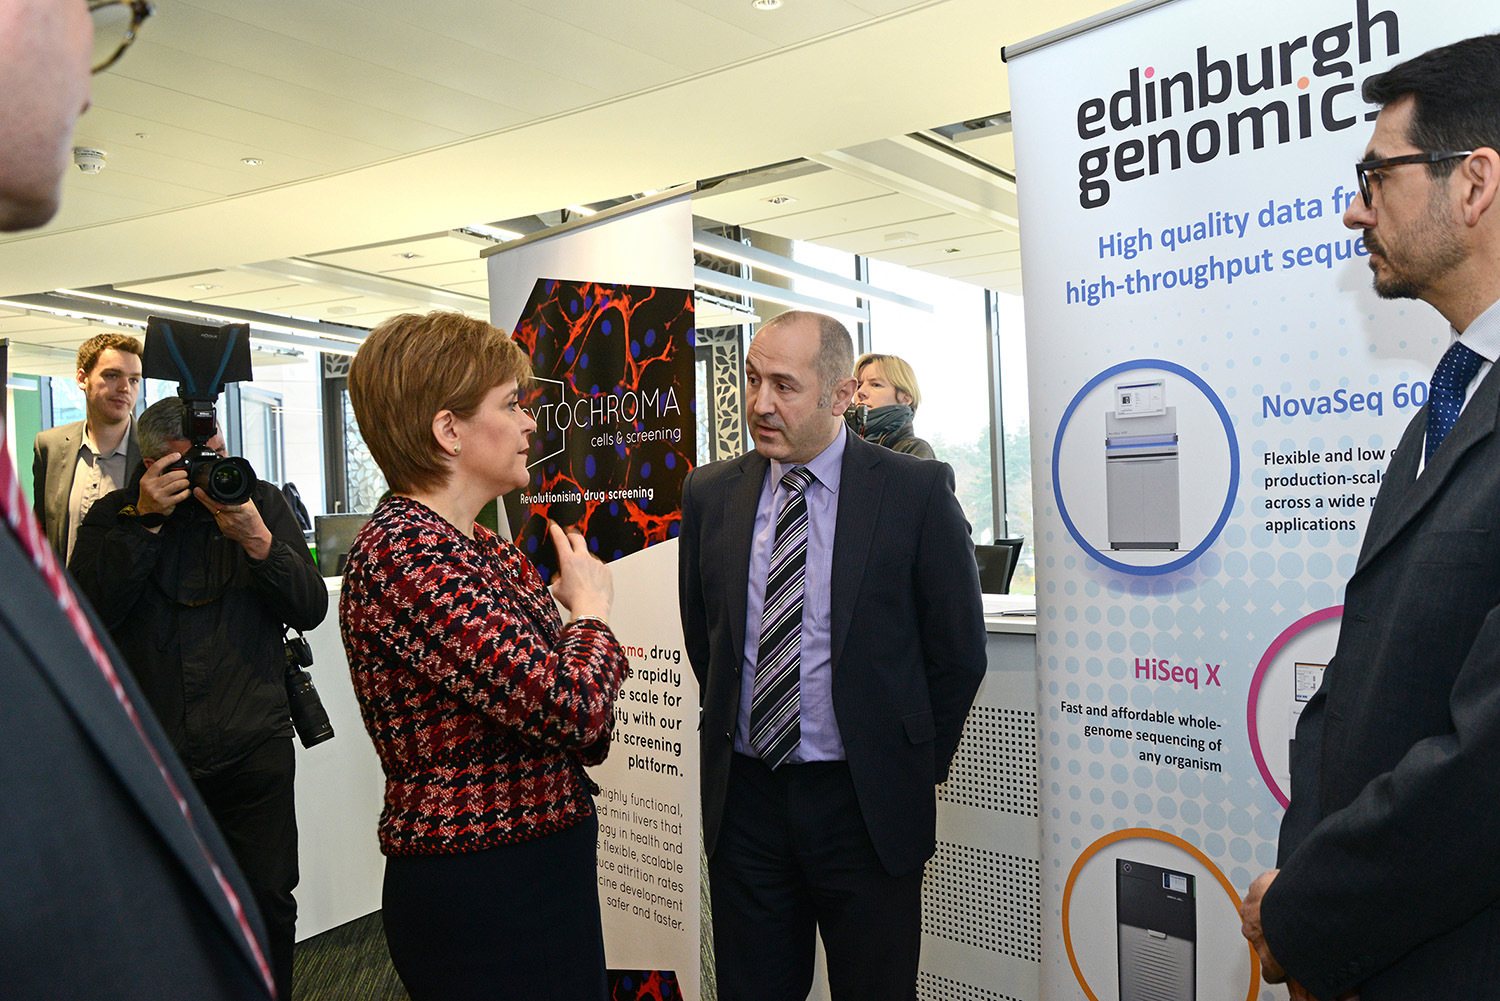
[1051,359,1239,576]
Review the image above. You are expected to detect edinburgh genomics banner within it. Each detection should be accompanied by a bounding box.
[1008,2,1487,998]
[485,193,701,1000]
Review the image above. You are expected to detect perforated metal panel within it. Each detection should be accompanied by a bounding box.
[923,842,1042,963]
[938,706,1038,817]
[917,971,1024,1001]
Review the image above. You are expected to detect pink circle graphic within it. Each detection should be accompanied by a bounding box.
[1246,605,1343,808]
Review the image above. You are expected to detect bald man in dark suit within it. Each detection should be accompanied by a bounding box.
[679,310,986,1000]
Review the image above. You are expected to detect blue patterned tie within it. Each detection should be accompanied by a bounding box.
[1426,341,1484,464]
[750,466,815,769]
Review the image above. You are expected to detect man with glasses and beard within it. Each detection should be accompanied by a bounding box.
[0,2,277,997]
[1241,33,1500,1001]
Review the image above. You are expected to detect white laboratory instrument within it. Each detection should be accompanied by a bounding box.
[1106,379,1180,550]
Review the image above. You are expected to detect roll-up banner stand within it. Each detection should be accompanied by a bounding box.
[485,190,701,1000]
[1007,2,1482,998]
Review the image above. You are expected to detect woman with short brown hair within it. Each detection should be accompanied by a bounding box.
[340,311,630,1001]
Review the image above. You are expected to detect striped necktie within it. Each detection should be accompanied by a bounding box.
[750,465,815,769]
[1426,340,1484,464]
[0,443,277,997]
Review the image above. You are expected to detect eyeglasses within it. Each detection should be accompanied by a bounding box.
[1355,150,1473,207]
[90,0,154,74]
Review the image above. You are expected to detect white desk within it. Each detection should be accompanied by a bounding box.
[292,579,386,939]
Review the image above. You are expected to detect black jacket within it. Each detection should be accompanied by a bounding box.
[680,432,985,876]
[869,420,934,459]
[1266,360,1500,999]
[858,404,935,459]
[69,477,328,778]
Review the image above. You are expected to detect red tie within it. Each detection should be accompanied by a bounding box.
[0,442,277,998]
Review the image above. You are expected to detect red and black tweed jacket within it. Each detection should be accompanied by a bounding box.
[339,496,630,856]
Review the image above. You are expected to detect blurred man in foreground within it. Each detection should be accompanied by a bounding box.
[0,1,277,996]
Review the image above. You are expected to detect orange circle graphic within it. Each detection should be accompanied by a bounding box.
[1060,827,1260,1001]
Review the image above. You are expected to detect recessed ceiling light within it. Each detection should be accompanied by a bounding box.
[884,231,918,243]
[394,252,423,260]
[240,157,264,166]
[191,283,220,290]
[327,305,358,316]
[765,194,796,206]
[753,0,783,9]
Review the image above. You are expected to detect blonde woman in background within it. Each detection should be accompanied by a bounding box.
[852,352,934,458]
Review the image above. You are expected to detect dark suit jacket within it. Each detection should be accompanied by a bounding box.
[33,418,141,559]
[1266,361,1500,1000]
[0,524,274,999]
[679,431,987,877]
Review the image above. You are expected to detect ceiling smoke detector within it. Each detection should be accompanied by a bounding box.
[73,148,107,174]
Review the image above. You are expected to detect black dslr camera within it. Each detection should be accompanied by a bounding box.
[142,316,258,505]
[284,631,334,748]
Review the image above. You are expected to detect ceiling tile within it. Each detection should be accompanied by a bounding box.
[118,270,290,298]
[508,0,773,74]
[72,109,344,185]
[872,230,1021,268]
[381,259,490,287]
[309,234,482,271]
[202,285,360,310]
[90,76,401,166]
[736,192,950,242]
[162,1,603,116]
[117,45,467,152]
[693,165,892,228]
[811,213,993,256]
[675,0,888,45]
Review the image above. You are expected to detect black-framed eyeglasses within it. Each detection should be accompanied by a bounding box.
[1355,150,1473,207]
[90,0,154,74]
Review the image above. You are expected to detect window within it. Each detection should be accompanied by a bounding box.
[245,353,325,513]
[791,241,862,320]
[993,292,1033,594]
[48,378,85,427]
[864,259,995,546]
[239,386,285,486]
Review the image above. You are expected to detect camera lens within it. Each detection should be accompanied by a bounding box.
[196,456,257,505]
[211,463,244,495]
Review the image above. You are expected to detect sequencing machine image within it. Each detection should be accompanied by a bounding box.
[1280,660,1328,789]
[1105,378,1180,550]
[1117,858,1196,1001]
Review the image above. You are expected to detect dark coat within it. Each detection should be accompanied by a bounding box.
[68,477,327,777]
[679,431,985,876]
[1266,361,1500,1000]
[870,421,934,459]
[0,521,274,999]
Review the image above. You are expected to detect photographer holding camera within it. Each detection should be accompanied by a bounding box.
[69,396,328,1001]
